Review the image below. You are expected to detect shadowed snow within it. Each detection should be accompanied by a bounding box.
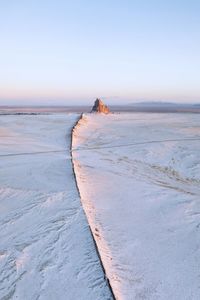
[0,114,112,300]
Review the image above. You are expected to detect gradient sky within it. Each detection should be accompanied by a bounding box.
[0,0,200,105]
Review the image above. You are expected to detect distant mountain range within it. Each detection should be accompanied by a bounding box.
[128,101,200,107]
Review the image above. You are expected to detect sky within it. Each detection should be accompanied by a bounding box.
[0,0,200,105]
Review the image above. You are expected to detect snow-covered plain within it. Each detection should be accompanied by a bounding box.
[73,113,200,300]
[0,114,112,300]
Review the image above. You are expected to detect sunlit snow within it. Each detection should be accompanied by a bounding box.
[73,113,200,299]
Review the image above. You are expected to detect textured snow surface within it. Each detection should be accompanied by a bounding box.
[0,114,112,300]
[73,113,200,300]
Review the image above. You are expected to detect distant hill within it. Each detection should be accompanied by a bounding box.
[128,101,200,107]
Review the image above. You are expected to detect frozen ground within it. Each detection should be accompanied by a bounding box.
[73,113,200,300]
[0,114,112,300]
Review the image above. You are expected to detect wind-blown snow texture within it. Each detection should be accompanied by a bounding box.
[73,113,200,300]
[0,114,112,300]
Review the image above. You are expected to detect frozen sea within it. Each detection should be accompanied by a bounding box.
[73,112,200,300]
[0,114,112,300]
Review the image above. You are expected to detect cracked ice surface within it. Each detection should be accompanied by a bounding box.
[73,113,200,300]
[0,114,112,300]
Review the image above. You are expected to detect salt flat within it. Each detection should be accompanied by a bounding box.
[0,114,112,300]
[73,113,200,300]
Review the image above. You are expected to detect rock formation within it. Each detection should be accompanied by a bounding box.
[91,98,110,114]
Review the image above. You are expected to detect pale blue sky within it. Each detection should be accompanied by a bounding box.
[0,0,200,105]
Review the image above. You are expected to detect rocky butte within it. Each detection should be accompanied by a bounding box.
[91,98,110,114]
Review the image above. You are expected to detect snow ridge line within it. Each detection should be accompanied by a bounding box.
[70,114,116,300]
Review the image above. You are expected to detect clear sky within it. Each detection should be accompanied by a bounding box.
[0,0,200,105]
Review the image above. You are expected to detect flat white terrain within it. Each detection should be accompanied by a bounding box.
[73,113,200,300]
[0,114,112,300]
